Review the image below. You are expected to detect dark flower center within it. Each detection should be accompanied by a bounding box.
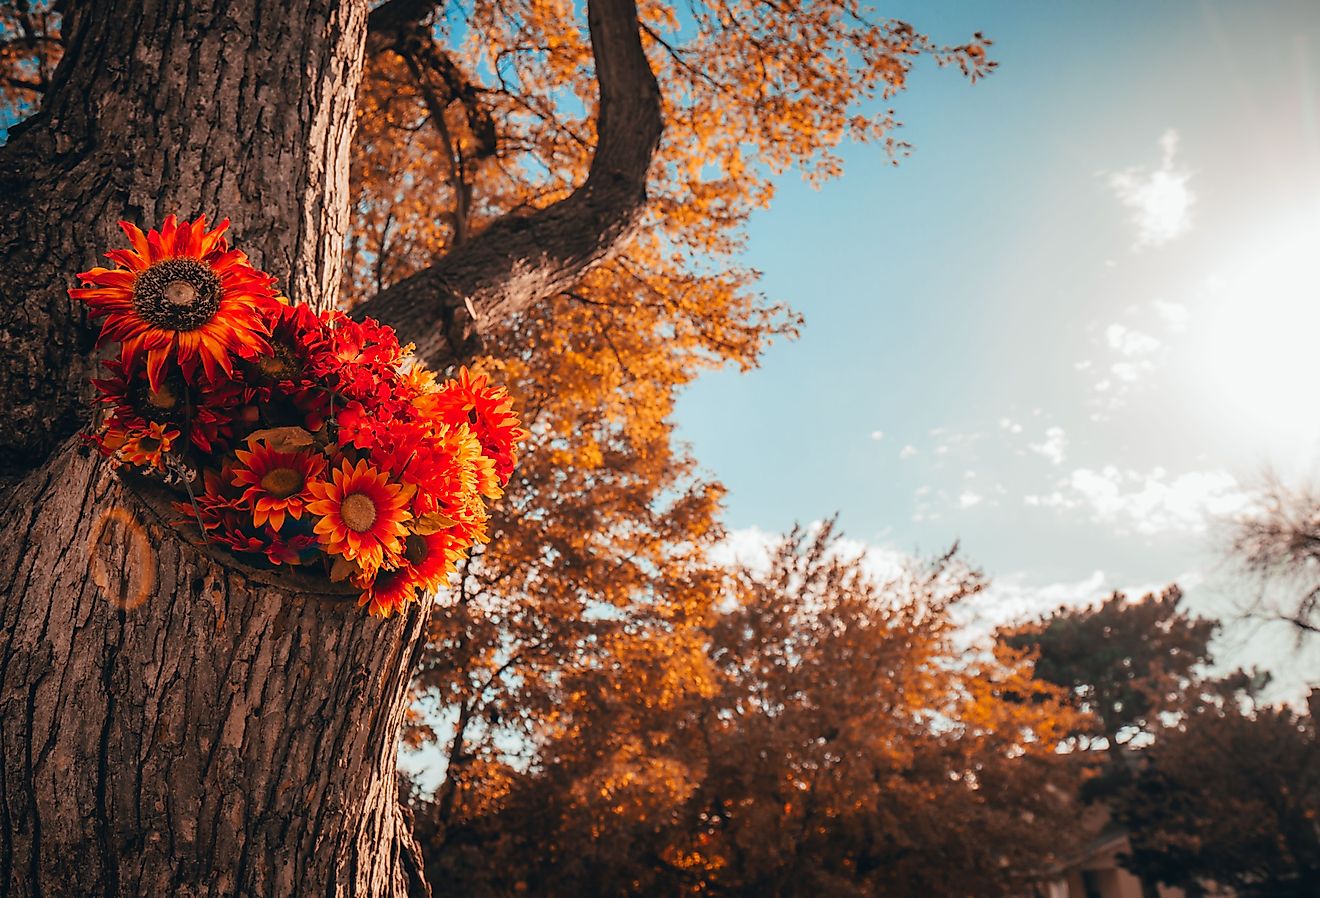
[341,493,377,532]
[147,383,178,410]
[128,376,188,427]
[257,347,300,381]
[260,467,304,499]
[404,534,429,565]
[133,258,222,331]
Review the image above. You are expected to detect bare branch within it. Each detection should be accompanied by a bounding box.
[1225,473,1320,640]
[352,0,664,370]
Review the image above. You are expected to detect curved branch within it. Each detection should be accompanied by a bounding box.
[351,0,663,369]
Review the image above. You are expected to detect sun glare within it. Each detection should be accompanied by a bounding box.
[1186,213,1320,467]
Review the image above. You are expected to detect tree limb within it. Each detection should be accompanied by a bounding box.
[365,0,442,53]
[351,0,664,369]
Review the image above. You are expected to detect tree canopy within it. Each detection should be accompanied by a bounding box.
[413,524,1084,896]
[1114,693,1320,897]
[999,587,1219,751]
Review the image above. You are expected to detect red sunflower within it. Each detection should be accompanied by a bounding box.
[356,529,466,617]
[92,356,246,454]
[305,458,412,573]
[70,215,277,390]
[231,443,327,530]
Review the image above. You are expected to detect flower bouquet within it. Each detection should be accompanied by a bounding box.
[71,215,525,616]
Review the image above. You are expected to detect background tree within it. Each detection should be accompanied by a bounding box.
[412,524,1085,897]
[0,0,993,895]
[1225,474,1320,639]
[1113,692,1320,897]
[999,587,1218,754]
[1004,589,1279,898]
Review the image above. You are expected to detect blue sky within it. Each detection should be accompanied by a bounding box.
[674,0,1320,690]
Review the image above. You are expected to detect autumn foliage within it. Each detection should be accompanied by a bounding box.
[410,525,1084,896]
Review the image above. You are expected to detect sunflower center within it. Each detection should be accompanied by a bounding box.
[147,382,178,410]
[133,258,222,331]
[137,436,162,454]
[260,467,304,499]
[404,534,429,565]
[257,348,299,380]
[163,280,198,306]
[341,493,378,532]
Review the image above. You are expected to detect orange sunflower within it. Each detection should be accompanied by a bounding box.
[96,419,180,471]
[70,215,276,390]
[356,529,466,617]
[306,458,412,572]
[230,443,327,530]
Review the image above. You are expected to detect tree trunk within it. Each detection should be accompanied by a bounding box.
[0,444,431,897]
[0,1,430,895]
[0,0,364,476]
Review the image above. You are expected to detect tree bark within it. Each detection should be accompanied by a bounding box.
[0,444,432,896]
[0,0,365,477]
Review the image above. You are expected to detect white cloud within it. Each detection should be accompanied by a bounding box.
[1153,299,1190,332]
[963,568,1200,634]
[1028,426,1068,465]
[1108,129,1195,249]
[707,524,779,571]
[1110,360,1151,383]
[958,491,984,509]
[1105,323,1161,356]
[1087,319,1167,410]
[1026,466,1247,535]
[965,570,1109,632]
[870,430,885,441]
[899,444,918,460]
[998,417,1024,434]
[711,524,908,584]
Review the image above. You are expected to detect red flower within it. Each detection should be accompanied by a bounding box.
[427,367,528,484]
[231,442,327,530]
[356,529,466,617]
[71,215,278,390]
[77,217,526,613]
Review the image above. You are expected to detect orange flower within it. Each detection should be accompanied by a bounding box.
[230,443,327,530]
[306,458,412,572]
[71,215,276,390]
[357,529,466,617]
[97,419,180,472]
[427,367,527,484]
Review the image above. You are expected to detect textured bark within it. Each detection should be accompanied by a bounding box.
[0,443,431,896]
[0,0,366,477]
[351,0,664,369]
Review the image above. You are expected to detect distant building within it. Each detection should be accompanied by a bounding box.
[1038,805,1230,898]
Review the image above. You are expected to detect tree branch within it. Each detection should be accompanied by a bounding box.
[352,0,664,369]
[365,0,442,53]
